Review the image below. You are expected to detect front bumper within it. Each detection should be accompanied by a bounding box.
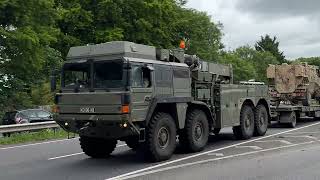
[55,114,138,139]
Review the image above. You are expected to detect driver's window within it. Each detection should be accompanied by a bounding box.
[131,65,151,88]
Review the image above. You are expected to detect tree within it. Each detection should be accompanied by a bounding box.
[294,57,320,67]
[0,0,62,113]
[218,46,278,83]
[255,34,286,63]
[218,49,257,82]
[54,0,223,60]
[175,8,223,60]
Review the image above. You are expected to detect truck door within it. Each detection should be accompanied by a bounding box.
[130,63,153,122]
[153,64,173,96]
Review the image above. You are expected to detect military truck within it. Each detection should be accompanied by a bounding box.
[51,41,270,162]
[267,63,320,128]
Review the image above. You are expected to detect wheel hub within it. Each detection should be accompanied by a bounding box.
[245,116,251,128]
[260,116,265,125]
[194,122,203,141]
[158,127,169,149]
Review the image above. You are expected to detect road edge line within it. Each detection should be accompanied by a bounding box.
[106,122,320,180]
[120,141,315,179]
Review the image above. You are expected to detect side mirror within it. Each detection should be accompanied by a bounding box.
[50,70,58,92]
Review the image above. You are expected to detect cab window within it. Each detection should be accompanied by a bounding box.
[131,65,151,88]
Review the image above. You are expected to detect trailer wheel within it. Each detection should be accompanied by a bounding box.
[144,112,176,162]
[80,136,117,158]
[254,104,269,136]
[179,109,209,152]
[302,91,312,106]
[233,105,255,140]
[286,112,297,128]
[124,136,140,150]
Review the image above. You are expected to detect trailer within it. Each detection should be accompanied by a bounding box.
[270,104,320,128]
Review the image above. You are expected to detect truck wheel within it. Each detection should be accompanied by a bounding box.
[124,136,140,150]
[144,112,176,162]
[179,109,209,152]
[79,136,117,158]
[233,105,255,140]
[286,112,297,128]
[254,104,269,136]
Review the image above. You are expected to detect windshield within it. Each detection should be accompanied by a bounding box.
[94,61,124,89]
[62,60,126,90]
[63,62,90,89]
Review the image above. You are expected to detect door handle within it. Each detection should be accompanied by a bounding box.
[144,96,151,102]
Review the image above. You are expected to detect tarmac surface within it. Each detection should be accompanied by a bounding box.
[1,119,320,180]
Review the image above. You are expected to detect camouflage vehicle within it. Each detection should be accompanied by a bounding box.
[267,63,320,128]
[51,41,270,162]
[267,63,320,106]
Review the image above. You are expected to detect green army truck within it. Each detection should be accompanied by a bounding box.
[51,41,270,162]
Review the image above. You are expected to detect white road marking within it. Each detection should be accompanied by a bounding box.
[283,135,318,140]
[48,144,127,160]
[0,138,79,150]
[106,122,320,180]
[285,132,320,135]
[118,141,315,179]
[207,153,224,157]
[256,140,293,145]
[48,152,84,160]
[235,145,262,150]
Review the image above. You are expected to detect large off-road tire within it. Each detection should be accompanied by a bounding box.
[254,104,269,136]
[144,112,177,162]
[124,136,140,150]
[179,109,209,152]
[79,136,117,158]
[233,105,255,140]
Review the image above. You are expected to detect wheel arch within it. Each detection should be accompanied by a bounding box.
[146,103,180,128]
[145,96,192,130]
[241,99,255,109]
[187,101,214,129]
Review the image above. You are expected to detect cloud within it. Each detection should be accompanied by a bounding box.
[187,0,320,59]
[236,0,320,18]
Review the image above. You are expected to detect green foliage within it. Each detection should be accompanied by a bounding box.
[0,0,61,114]
[219,46,278,83]
[294,57,320,67]
[255,34,286,63]
[219,50,257,82]
[176,9,223,60]
[0,129,69,145]
[54,0,223,59]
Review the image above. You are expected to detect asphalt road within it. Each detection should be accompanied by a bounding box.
[1,119,320,180]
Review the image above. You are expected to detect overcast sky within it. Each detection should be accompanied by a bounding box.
[187,0,320,59]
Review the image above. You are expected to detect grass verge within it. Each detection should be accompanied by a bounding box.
[0,129,73,145]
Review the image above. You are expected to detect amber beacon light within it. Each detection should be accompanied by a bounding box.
[179,40,186,49]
